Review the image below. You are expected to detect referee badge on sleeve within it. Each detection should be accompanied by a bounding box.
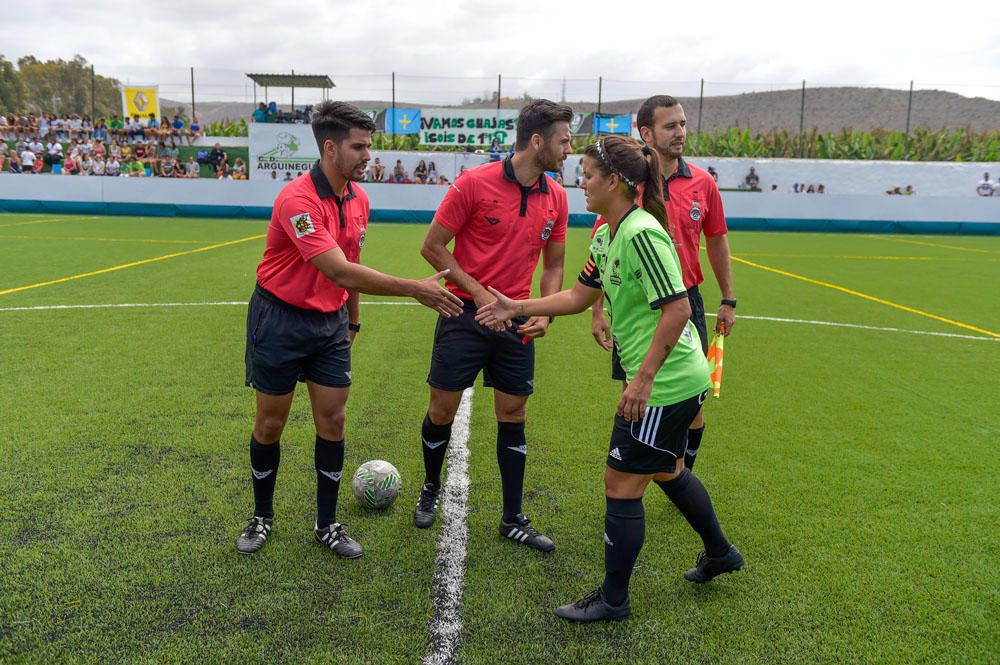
[541,219,555,241]
[291,212,315,238]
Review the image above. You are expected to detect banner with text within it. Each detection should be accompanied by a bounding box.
[249,124,318,180]
[121,86,160,119]
[418,108,519,146]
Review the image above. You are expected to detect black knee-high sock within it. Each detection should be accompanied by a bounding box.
[602,497,645,606]
[655,469,730,557]
[422,413,452,489]
[250,434,280,519]
[685,426,705,470]
[496,421,526,521]
[315,435,344,529]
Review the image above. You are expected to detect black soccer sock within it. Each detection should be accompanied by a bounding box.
[496,421,526,522]
[602,497,645,606]
[249,434,280,519]
[315,435,345,529]
[684,426,705,470]
[655,469,730,557]
[422,413,452,489]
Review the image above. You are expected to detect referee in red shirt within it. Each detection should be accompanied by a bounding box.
[413,100,573,552]
[237,102,462,559]
[591,95,735,472]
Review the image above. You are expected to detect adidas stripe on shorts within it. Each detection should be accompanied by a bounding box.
[606,391,707,474]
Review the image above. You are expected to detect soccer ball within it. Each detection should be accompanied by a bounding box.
[352,460,402,509]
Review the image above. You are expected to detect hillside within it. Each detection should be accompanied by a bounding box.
[164,87,1000,134]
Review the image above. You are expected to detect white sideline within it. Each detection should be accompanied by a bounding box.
[423,388,474,665]
[0,300,996,342]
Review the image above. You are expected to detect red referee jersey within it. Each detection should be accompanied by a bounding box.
[434,155,568,300]
[589,157,727,289]
[256,162,368,311]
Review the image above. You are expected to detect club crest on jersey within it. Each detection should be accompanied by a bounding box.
[541,219,555,241]
[609,258,622,285]
[291,212,315,238]
[592,234,607,255]
[358,228,367,248]
[689,200,702,222]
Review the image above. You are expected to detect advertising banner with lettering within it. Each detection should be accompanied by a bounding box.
[418,108,519,146]
[121,86,160,119]
[249,124,318,180]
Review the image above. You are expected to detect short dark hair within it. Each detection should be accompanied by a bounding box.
[515,99,573,150]
[311,101,376,152]
[636,95,680,133]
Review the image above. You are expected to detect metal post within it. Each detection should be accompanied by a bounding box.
[798,80,806,159]
[597,76,603,116]
[496,74,502,117]
[904,80,914,159]
[696,78,704,152]
[190,67,196,121]
[90,64,96,119]
[291,69,295,113]
[391,71,396,150]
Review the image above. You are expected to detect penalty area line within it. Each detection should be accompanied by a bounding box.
[424,387,474,665]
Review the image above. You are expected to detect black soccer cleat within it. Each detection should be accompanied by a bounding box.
[684,545,744,583]
[414,483,440,529]
[315,522,363,559]
[554,586,631,622]
[236,516,273,554]
[499,513,555,552]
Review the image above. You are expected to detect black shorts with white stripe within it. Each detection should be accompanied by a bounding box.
[606,391,707,475]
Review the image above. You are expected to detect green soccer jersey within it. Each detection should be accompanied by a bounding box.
[579,206,709,406]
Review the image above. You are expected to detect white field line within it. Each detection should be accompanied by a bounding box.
[424,388,474,665]
[0,300,995,342]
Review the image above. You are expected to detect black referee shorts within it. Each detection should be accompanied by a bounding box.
[606,390,707,475]
[427,301,534,396]
[609,283,709,381]
[245,284,352,395]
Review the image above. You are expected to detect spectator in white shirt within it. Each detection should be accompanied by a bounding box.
[976,172,994,196]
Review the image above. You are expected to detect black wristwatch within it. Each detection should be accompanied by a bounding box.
[720,299,737,309]
[348,322,361,333]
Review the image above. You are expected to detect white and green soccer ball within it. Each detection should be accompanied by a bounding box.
[352,460,402,509]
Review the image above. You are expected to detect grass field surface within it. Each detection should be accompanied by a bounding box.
[1,213,997,664]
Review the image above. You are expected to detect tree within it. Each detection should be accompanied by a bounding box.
[0,55,26,113]
[16,55,120,118]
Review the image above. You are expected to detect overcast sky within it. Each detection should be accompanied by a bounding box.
[5,0,1000,103]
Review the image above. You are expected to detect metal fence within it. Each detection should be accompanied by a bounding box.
[92,64,1000,134]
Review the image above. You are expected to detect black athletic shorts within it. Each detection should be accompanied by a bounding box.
[427,301,534,396]
[245,284,352,395]
[610,284,709,381]
[606,390,707,475]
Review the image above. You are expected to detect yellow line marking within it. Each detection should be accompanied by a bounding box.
[0,234,209,245]
[729,254,1000,338]
[0,234,265,296]
[0,215,101,228]
[866,235,995,254]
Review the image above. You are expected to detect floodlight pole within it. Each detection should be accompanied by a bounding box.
[91,65,96,119]
[391,71,396,150]
[696,78,704,153]
[291,69,295,112]
[496,74,502,121]
[798,80,806,159]
[190,67,196,122]
[904,80,914,160]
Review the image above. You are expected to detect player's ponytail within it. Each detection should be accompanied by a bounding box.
[640,145,670,238]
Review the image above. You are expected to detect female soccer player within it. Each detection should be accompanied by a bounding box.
[476,136,743,622]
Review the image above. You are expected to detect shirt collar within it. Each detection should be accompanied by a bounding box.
[664,157,692,182]
[310,160,356,201]
[502,154,549,193]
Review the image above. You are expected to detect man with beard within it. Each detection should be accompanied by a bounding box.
[413,100,572,552]
[236,101,463,560]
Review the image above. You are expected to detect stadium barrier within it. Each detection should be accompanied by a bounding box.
[0,173,996,234]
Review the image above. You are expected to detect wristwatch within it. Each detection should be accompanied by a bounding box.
[720,299,737,309]
[348,322,361,333]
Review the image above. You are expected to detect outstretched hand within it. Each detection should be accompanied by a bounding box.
[414,269,464,318]
[475,286,520,329]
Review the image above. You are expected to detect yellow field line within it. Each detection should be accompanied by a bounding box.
[0,234,266,296]
[729,254,1000,338]
[733,252,997,262]
[0,234,209,245]
[0,215,101,228]
[866,235,995,254]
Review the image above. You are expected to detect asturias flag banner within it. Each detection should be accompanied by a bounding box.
[386,108,421,135]
[594,114,631,135]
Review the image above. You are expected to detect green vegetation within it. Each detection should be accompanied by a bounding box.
[1,214,997,663]
[0,54,120,118]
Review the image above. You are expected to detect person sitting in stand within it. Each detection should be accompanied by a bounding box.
[413,159,428,184]
[159,156,178,178]
[231,157,248,180]
[743,166,760,191]
[253,102,270,123]
[426,161,438,183]
[370,157,385,182]
[187,118,201,144]
[184,155,200,178]
[91,154,106,176]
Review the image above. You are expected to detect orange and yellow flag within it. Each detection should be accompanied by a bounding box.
[706,332,725,398]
